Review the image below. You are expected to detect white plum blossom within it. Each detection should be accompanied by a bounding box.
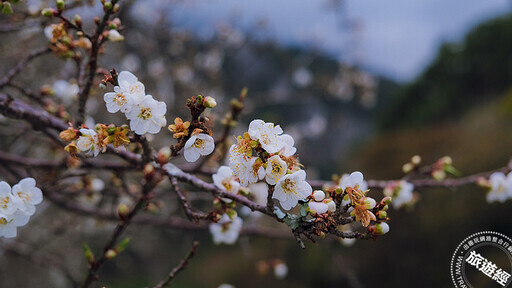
[126,95,167,135]
[383,180,414,209]
[209,214,243,245]
[229,148,265,186]
[273,170,312,210]
[104,71,145,113]
[278,134,297,157]
[265,155,288,185]
[339,171,368,192]
[0,178,43,238]
[184,133,215,162]
[308,201,329,215]
[0,210,30,238]
[248,119,284,154]
[53,80,78,104]
[213,166,240,202]
[486,172,512,203]
[11,178,43,216]
[339,171,368,207]
[312,190,325,201]
[248,182,268,206]
[108,29,124,42]
[76,128,100,157]
[308,190,336,215]
[0,182,16,216]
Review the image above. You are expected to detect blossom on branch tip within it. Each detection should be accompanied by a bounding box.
[273,170,312,210]
[0,210,29,238]
[383,180,415,209]
[486,172,512,203]
[209,214,243,245]
[339,171,368,205]
[126,95,167,135]
[76,128,100,157]
[184,133,215,162]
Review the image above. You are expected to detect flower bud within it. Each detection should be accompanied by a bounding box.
[308,201,329,215]
[157,146,171,164]
[74,14,82,27]
[362,197,376,209]
[112,4,120,13]
[402,162,413,173]
[432,169,446,181]
[274,262,288,280]
[376,210,387,219]
[103,1,113,10]
[441,156,452,165]
[312,190,325,201]
[117,203,130,219]
[204,96,217,108]
[59,128,77,141]
[325,199,336,213]
[381,196,392,205]
[411,155,421,165]
[105,249,117,259]
[2,2,13,14]
[41,8,56,17]
[374,222,390,235]
[56,0,65,11]
[107,29,124,42]
[143,163,155,179]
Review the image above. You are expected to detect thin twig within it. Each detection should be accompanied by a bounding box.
[0,47,51,89]
[152,241,199,288]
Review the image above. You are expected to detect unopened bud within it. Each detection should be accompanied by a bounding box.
[441,156,452,165]
[107,29,124,42]
[374,222,390,235]
[59,128,77,141]
[382,205,389,211]
[41,8,56,17]
[204,96,217,108]
[157,147,171,164]
[117,203,130,219]
[83,244,95,264]
[143,164,155,178]
[411,155,421,165]
[2,2,13,14]
[56,0,65,11]
[376,210,387,219]
[325,199,336,213]
[312,190,325,201]
[432,169,446,181]
[381,196,392,205]
[477,177,491,189]
[105,249,117,259]
[112,3,120,13]
[74,14,82,27]
[402,162,413,174]
[103,1,112,10]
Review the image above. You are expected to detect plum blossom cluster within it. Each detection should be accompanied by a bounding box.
[336,171,390,229]
[383,180,416,209]
[0,178,43,238]
[484,171,512,203]
[228,119,305,211]
[60,124,130,157]
[104,71,167,135]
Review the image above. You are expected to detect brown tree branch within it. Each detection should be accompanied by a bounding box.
[152,241,199,288]
[0,47,51,89]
